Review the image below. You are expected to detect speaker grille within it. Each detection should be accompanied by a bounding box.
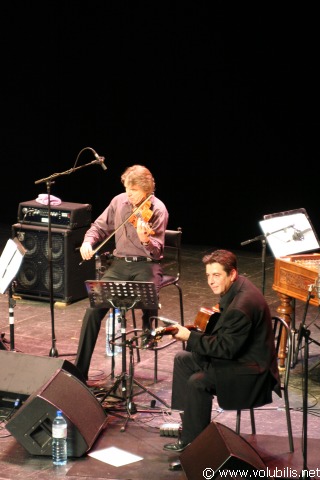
[12,224,95,303]
[180,422,266,480]
[6,369,107,457]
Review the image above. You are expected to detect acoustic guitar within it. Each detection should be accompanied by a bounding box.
[143,305,220,349]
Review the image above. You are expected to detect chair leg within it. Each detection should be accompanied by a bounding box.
[284,390,294,452]
[249,408,256,434]
[236,410,241,434]
[176,284,185,350]
[236,409,255,435]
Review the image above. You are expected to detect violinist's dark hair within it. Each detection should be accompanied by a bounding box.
[202,249,237,275]
[121,165,155,195]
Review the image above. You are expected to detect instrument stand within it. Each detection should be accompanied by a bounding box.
[8,282,16,351]
[85,280,171,431]
[292,286,320,370]
[299,326,311,479]
[0,237,26,352]
[307,306,320,373]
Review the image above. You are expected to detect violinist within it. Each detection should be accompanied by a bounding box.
[75,164,169,382]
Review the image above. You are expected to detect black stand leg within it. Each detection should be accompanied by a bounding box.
[261,238,266,295]
[103,307,170,432]
[292,288,320,370]
[8,283,16,351]
[45,181,59,358]
[300,327,310,478]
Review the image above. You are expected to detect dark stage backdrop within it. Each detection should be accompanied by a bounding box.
[2,3,319,250]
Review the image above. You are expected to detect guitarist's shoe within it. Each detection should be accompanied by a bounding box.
[169,460,182,471]
[163,439,190,452]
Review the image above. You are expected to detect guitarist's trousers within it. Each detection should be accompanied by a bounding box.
[171,350,217,445]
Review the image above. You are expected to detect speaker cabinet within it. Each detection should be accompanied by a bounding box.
[180,422,267,480]
[12,223,95,304]
[0,350,85,407]
[6,369,107,457]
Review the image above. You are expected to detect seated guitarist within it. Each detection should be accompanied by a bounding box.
[163,249,281,468]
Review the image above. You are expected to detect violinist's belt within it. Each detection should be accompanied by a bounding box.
[114,256,157,263]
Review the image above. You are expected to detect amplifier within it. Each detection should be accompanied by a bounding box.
[17,200,92,229]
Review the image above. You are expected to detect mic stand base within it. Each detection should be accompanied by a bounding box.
[49,347,59,358]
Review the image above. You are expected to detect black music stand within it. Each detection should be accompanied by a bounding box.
[85,280,170,431]
[0,238,26,351]
[259,207,320,259]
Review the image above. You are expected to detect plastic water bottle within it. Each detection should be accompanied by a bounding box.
[106,308,122,356]
[52,410,67,466]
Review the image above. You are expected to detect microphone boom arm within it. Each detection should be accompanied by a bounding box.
[34,158,104,185]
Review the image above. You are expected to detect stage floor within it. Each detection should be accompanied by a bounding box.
[0,224,320,479]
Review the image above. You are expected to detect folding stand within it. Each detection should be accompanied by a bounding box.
[0,238,26,351]
[85,280,171,431]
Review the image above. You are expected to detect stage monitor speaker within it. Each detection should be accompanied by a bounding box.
[0,350,85,407]
[12,223,95,304]
[6,369,107,457]
[180,422,267,480]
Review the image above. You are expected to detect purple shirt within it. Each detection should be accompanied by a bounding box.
[84,193,169,260]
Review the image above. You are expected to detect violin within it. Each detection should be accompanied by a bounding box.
[143,305,220,349]
[128,199,155,235]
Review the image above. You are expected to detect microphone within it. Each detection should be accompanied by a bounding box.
[92,149,107,171]
[292,229,304,241]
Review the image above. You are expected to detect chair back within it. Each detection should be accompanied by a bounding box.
[161,228,182,284]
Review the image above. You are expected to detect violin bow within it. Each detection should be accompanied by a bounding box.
[91,193,154,257]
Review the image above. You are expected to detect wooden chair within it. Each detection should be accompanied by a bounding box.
[235,315,294,452]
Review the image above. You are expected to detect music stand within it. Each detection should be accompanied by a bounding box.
[85,280,170,431]
[259,207,320,259]
[0,238,26,350]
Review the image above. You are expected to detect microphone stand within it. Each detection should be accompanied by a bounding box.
[240,234,267,294]
[300,326,310,479]
[34,148,107,357]
[241,224,300,296]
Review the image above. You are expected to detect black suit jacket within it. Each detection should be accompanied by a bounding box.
[187,275,281,410]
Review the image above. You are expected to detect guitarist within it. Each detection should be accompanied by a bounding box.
[163,249,281,465]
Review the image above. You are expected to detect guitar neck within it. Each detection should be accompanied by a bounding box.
[161,325,199,335]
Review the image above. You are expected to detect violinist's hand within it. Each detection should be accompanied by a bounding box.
[172,324,191,342]
[80,242,94,261]
[137,217,151,244]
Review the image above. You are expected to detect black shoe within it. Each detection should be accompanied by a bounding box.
[169,460,182,471]
[163,439,190,452]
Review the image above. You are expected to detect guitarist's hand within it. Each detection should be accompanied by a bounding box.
[171,324,192,342]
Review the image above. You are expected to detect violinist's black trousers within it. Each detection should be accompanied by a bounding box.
[75,259,163,380]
